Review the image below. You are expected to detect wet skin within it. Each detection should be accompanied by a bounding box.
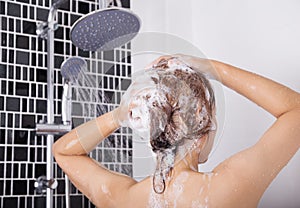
[53,57,300,208]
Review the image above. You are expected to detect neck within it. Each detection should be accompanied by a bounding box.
[173,148,199,173]
[172,137,206,173]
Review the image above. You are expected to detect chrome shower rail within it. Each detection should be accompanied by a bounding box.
[35,1,69,208]
[46,6,55,208]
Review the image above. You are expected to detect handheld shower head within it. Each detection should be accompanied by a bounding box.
[61,56,87,83]
[60,57,87,125]
[70,7,141,51]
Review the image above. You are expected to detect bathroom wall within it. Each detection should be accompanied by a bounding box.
[0,0,133,207]
[132,0,300,207]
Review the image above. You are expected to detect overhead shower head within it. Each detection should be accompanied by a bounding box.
[60,56,87,83]
[70,8,141,52]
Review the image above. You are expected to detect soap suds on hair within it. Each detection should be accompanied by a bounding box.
[128,58,216,195]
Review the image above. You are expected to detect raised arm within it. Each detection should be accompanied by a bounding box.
[211,60,300,118]
[150,55,300,203]
[189,57,300,201]
[53,70,160,207]
[150,55,300,117]
[52,109,136,207]
[210,59,300,202]
[53,111,118,156]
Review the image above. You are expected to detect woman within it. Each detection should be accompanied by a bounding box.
[53,55,300,207]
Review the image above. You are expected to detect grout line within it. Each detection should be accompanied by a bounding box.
[1,0,133,205]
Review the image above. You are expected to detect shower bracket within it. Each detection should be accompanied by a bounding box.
[36,21,59,40]
[34,176,58,195]
[36,123,72,135]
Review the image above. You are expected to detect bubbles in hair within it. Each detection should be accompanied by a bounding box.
[129,58,216,194]
[152,148,176,194]
[151,59,215,194]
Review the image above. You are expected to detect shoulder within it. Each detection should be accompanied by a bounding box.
[106,176,151,208]
[90,172,137,208]
[208,153,266,207]
[210,108,300,206]
[189,169,260,208]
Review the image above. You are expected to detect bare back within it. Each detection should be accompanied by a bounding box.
[53,59,300,208]
[116,167,261,208]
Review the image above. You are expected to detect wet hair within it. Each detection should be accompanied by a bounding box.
[149,59,215,194]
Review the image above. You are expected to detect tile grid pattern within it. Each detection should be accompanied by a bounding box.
[0,0,132,207]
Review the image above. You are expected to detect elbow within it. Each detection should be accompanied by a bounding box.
[52,130,87,159]
[286,93,300,116]
[52,139,68,172]
[277,105,300,119]
[52,132,72,158]
[52,138,64,160]
[275,92,300,118]
[52,140,59,159]
[52,139,66,168]
[277,107,300,122]
[292,107,300,116]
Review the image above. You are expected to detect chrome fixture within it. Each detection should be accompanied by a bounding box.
[35,1,68,208]
[34,176,58,195]
[60,56,87,208]
[61,56,87,126]
[70,0,141,51]
[35,56,86,208]
[36,0,67,40]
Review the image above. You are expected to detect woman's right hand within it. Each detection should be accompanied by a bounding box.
[113,85,138,127]
[146,54,219,80]
[113,70,158,127]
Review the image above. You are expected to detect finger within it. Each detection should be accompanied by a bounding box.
[122,82,156,105]
[144,55,173,70]
[167,58,185,66]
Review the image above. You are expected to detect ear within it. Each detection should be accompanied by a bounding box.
[198,132,215,164]
[196,134,208,149]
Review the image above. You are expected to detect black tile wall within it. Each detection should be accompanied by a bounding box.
[36,68,47,82]
[16,35,29,49]
[13,180,27,195]
[14,130,28,145]
[58,1,70,12]
[37,8,48,21]
[78,1,90,14]
[16,0,30,3]
[70,14,81,25]
[0,2,5,14]
[21,115,35,128]
[34,197,45,208]
[14,147,28,161]
[7,3,21,17]
[0,0,133,207]
[22,20,36,35]
[6,97,20,112]
[16,51,29,65]
[3,197,18,208]
[0,147,4,161]
[0,97,3,110]
[0,64,6,78]
[16,82,29,96]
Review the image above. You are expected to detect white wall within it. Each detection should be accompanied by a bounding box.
[131,0,300,207]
